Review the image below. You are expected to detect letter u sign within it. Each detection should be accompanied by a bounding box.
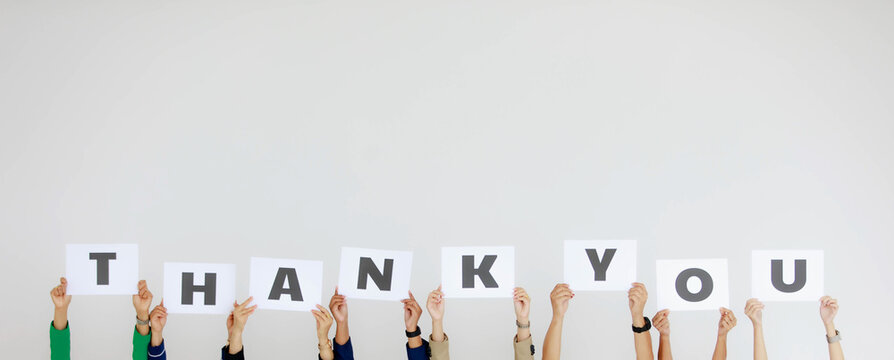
[752,250,824,301]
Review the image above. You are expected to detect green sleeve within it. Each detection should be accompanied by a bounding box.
[50,321,70,360]
[132,327,150,360]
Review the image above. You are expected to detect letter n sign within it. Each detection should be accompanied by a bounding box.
[751,250,823,301]
[441,246,515,298]
[337,247,413,301]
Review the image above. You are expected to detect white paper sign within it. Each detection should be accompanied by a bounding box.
[656,259,729,311]
[564,240,637,291]
[442,246,515,298]
[752,250,823,302]
[337,247,413,301]
[249,257,323,312]
[65,244,139,295]
[164,263,236,314]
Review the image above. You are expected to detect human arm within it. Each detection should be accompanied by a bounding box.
[329,288,350,346]
[653,309,672,360]
[133,280,153,336]
[744,298,767,360]
[711,308,737,360]
[820,296,844,360]
[402,291,424,350]
[50,277,72,360]
[224,297,257,356]
[542,284,573,360]
[629,282,653,360]
[146,300,168,359]
[313,304,335,360]
[513,287,534,360]
[426,286,449,360]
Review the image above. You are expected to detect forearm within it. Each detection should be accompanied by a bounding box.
[753,325,767,360]
[516,316,531,342]
[318,335,334,360]
[825,321,844,360]
[335,321,350,345]
[53,307,68,330]
[431,319,445,342]
[658,335,672,360]
[228,331,243,354]
[151,330,164,347]
[632,314,653,360]
[136,310,150,336]
[542,316,563,360]
[711,335,727,360]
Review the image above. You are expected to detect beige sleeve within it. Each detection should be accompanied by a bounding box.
[513,334,535,360]
[429,334,450,360]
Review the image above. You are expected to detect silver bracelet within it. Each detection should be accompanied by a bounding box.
[826,330,842,344]
[516,320,530,329]
[136,315,150,326]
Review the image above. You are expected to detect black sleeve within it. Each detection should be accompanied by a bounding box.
[221,345,245,360]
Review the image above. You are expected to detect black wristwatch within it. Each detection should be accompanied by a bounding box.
[405,326,422,338]
[632,316,652,333]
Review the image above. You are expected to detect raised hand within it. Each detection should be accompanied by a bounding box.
[312,304,334,340]
[227,297,257,336]
[653,309,671,336]
[51,277,72,310]
[717,308,737,336]
[402,291,423,332]
[744,298,764,325]
[312,305,335,360]
[329,287,349,323]
[819,296,838,325]
[426,286,445,321]
[550,284,574,318]
[628,283,648,320]
[329,287,350,346]
[149,301,167,346]
[133,280,153,319]
[226,297,257,355]
[51,277,72,331]
[513,287,531,322]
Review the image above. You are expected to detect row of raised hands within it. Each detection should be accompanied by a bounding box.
[49,278,844,360]
[542,283,845,360]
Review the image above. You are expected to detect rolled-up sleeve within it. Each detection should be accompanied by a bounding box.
[513,335,535,360]
[221,345,245,360]
[429,334,449,360]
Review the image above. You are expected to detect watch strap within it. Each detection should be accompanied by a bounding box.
[136,315,150,326]
[826,330,842,344]
[405,326,422,338]
[632,316,651,333]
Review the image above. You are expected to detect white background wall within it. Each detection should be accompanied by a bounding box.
[1,0,892,358]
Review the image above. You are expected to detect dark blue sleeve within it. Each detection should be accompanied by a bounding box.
[333,337,354,360]
[221,345,245,360]
[148,340,166,360]
[406,338,430,360]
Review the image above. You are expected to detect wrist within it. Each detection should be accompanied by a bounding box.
[406,323,418,332]
[136,311,149,321]
[516,315,529,323]
[318,334,330,343]
[824,322,836,336]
